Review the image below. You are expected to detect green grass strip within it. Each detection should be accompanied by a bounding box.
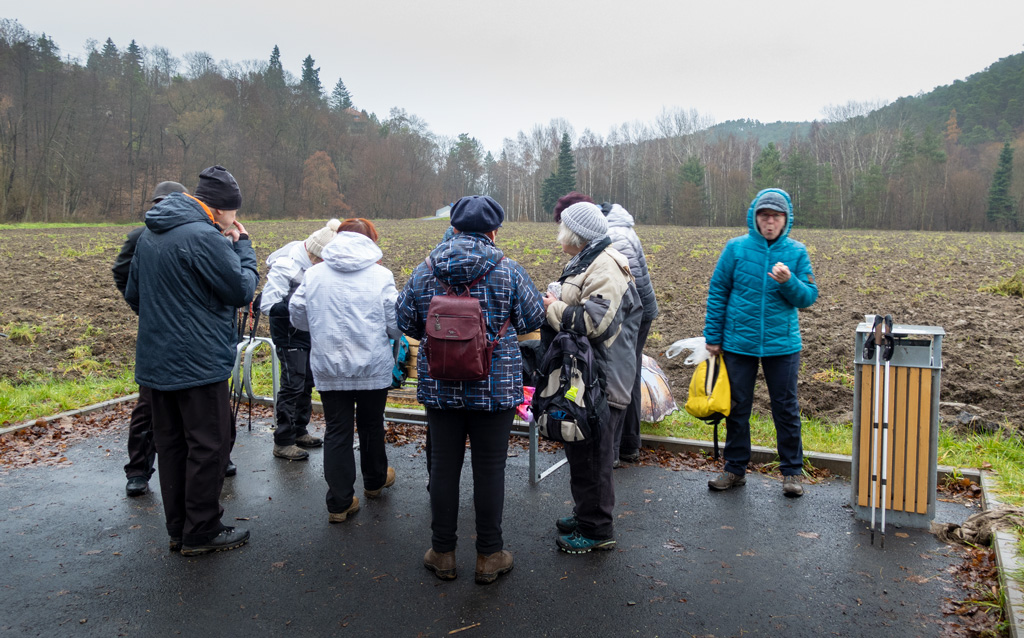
[0,368,137,425]
[647,409,1024,504]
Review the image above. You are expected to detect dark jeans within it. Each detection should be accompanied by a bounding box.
[564,407,624,540]
[426,407,514,555]
[321,388,390,513]
[149,381,232,545]
[274,347,314,446]
[124,386,156,480]
[722,351,804,477]
[615,318,651,456]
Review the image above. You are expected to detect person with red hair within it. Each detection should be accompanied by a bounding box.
[290,222,402,524]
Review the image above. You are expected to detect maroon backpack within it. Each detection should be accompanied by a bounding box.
[423,258,510,381]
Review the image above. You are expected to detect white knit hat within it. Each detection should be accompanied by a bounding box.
[561,202,608,242]
[304,218,342,259]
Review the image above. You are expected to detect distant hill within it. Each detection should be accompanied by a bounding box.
[706,119,813,147]
[864,50,1024,144]
[704,50,1024,147]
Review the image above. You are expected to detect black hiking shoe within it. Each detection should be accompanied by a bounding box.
[180,527,250,556]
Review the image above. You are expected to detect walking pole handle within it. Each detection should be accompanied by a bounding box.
[863,314,883,360]
[882,314,895,362]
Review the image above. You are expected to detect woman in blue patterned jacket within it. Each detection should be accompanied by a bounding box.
[703,188,818,497]
[396,195,544,585]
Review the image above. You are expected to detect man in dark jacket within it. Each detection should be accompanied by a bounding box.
[112,181,186,497]
[125,165,258,555]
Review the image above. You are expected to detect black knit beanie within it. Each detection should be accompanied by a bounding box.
[194,165,242,210]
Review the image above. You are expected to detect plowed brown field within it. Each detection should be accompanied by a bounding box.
[2,221,1022,429]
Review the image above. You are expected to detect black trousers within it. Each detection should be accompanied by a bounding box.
[426,407,514,554]
[615,318,652,456]
[564,407,624,540]
[321,388,390,513]
[274,347,315,446]
[149,381,232,545]
[124,386,156,480]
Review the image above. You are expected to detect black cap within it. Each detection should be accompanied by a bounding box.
[150,181,186,203]
[194,165,242,210]
[450,195,504,233]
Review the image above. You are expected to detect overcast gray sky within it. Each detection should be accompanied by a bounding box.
[9,0,1024,153]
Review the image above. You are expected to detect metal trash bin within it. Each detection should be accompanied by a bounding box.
[851,321,944,529]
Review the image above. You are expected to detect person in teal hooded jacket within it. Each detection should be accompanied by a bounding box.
[703,188,818,497]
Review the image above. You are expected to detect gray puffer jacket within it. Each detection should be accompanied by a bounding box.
[606,204,658,323]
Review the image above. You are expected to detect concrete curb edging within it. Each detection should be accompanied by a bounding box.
[0,394,140,436]
[2,395,980,484]
[981,472,1024,638]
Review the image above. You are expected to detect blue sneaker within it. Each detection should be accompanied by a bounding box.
[555,514,577,533]
[556,531,616,554]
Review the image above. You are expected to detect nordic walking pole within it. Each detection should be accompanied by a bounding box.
[880,315,895,548]
[866,314,884,545]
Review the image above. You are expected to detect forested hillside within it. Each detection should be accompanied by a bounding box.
[0,19,1021,230]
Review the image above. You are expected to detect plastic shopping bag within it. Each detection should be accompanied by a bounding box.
[664,337,711,366]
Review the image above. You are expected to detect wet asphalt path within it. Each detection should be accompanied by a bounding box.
[0,417,975,637]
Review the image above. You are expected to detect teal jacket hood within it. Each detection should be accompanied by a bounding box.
[746,188,793,244]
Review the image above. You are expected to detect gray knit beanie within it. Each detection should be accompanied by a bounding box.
[561,202,608,242]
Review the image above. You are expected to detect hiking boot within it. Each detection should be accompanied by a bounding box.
[126,476,149,497]
[424,548,457,580]
[295,433,323,448]
[169,536,183,552]
[783,475,805,498]
[273,444,310,461]
[364,467,396,498]
[556,531,616,554]
[619,450,640,464]
[555,514,578,533]
[328,497,360,523]
[708,471,746,491]
[180,527,249,556]
[475,550,514,584]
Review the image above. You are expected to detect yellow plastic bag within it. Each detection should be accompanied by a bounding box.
[684,355,730,421]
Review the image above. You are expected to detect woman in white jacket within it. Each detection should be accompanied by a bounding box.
[289,219,403,523]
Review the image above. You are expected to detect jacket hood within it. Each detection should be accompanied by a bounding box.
[265,240,313,270]
[746,188,793,243]
[428,232,504,286]
[144,192,213,234]
[605,204,635,229]
[321,231,383,272]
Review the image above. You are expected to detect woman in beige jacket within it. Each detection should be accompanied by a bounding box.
[541,202,643,554]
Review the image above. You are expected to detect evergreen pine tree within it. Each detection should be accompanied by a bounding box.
[300,55,322,97]
[986,142,1016,230]
[752,142,782,191]
[554,132,577,195]
[267,45,285,89]
[541,133,577,213]
[330,78,353,112]
[124,40,143,75]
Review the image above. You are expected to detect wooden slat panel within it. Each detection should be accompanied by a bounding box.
[891,366,908,512]
[916,369,933,515]
[904,368,921,513]
[857,363,876,507]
